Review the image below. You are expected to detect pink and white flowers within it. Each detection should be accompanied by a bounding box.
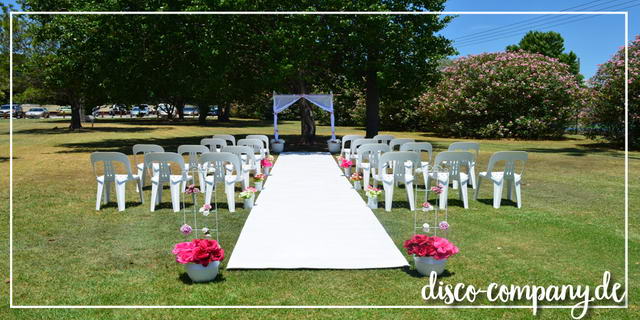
[199,203,212,216]
[365,185,382,198]
[403,234,459,260]
[254,173,266,182]
[430,184,444,195]
[180,224,192,235]
[260,155,275,168]
[184,184,200,195]
[350,172,362,181]
[336,156,353,168]
[172,239,225,266]
[239,187,257,199]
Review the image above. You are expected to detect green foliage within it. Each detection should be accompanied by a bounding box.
[418,51,587,139]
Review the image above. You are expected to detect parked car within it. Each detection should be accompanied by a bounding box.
[131,105,149,117]
[1,104,25,118]
[57,106,72,117]
[208,105,219,116]
[157,103,175,117]
[109,104,128,116]
[183,105,199,117]
[25,107,50,119]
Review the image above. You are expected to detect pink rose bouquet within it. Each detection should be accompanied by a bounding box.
[350,172,362,181]
[365,185,382,198]
[185,184,200,194]
[260,155,275,168]
[403,234,459,260]
[430,184,444,195]
[172,239,225,266]
[239,187,257,199]
[254,173,266,182]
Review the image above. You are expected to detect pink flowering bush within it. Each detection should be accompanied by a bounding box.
[587,35,640,148]
[418,51,587,139]
[403,234,459,260]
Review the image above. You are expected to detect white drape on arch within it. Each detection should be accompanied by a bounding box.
[272,92,335,140]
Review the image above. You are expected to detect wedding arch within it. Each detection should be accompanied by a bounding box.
[272,92,335,141]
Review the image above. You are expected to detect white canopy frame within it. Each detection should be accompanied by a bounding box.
[272,92,335,141]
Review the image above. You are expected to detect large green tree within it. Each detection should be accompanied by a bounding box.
[507,30,582,80]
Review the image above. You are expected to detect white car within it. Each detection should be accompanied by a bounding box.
[25,107,50,119]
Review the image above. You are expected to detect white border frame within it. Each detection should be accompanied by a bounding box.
[8,11,629,313]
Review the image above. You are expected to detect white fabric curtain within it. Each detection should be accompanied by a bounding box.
[273,93,335,140]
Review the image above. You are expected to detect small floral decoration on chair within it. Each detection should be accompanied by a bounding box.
[199,203,212,216]
[260,155,275,168]
[254,173,266,182]
[336,156,353,168]
[403,234,459,260]
[365,185,383,198]
[172,239,225,266]
[350,172,362,181]
[421,201,433,211]
[430,184,444,195]
[239,187,257,199]
[185,184,200,194]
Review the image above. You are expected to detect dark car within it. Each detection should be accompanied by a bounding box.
[1,104,25,118]
[109,104,129,116]
[208,105,219,116]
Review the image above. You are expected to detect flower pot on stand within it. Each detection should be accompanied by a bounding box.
[327,140,341,153]
[271,139,285,153]
[185,261,220,282]
[244,195,255,209]
[414,256,447,276]
[367,196,378,209]
[263,167,270,176]
[255,181,263,191]
[353,181,362,190]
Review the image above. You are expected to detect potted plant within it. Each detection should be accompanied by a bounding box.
[337,156,353,176]
[365,185,382,209]
[270,139,285,153]
[172,238,225,282]
[239,187,257,209]
[261,155,275,176]
[327,139,341,153]
[350,172,363,189]
[403,234,459,277]
[254,173,266,191]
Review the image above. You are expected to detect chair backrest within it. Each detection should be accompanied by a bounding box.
[91,152,134,181]
[433,151,474,178]
[213,134,236,146]
[351,138,376,155]
[448,142,479,159]
[400,142,433,164]
[486,151,528,179]
[237,138,266,158]
[246,135,270,153]
[357,143,390,169]
[144,152,187,182]
[378,151,420,177]
[389,138,415,151]
[341,135,364,151]
[199,152,243,183]
[373,134,395,145]
[200,138,227,152]
[177,145,209,170]
[132,144,164,166]
[222,146,255,166]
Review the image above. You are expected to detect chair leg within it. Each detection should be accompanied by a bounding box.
[104,181,112,203]
[115,181,126,212]
[156,181,163,204]
[439,177,449,209]
[96,181,104,210]
[470,165,477,189]
[474,176,482,200]
[138,179,144,204]
[382,179,394,212]
[225,181,236,212]
[170,181,181,213]
[424,174,430,202]
[493,180,503,209]
[205,181,214,205]
[406,179,415,211]
[515,181,522,208]
[243,172,250,189]
[460,179,469,209]
[363,167,370,189]
[506,179,513,200]
[452,180,458,189]
[150,181,158,212]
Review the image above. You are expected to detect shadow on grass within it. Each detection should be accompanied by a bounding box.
[12,126,156,135]
[42,117,274,128]
[0,156,18,162]
[178,272,226,285]
[401,266,455,278]
[476,198,519,208]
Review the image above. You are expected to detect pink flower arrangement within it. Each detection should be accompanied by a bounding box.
[180,224,192,235]
[337,156,353,168]
[439,221,449,230]
[350,172,362,181]
[254,173,266,182]
[172,239,225,266]
[430,184,444,195]
[403,234,459,260]
[239,187,257,199]
[185,184,200,194]
[260,155,275,167]
[365,185,382,198]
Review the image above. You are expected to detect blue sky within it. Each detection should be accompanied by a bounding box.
[6,0,639,79]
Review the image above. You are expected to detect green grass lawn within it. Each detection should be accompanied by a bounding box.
[1,117,638,319]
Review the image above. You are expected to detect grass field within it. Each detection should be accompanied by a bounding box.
[1,117,638,319]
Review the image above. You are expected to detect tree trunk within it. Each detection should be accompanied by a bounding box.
[299,99,316,145]
[218,105,230,122]
[69,98,82,130]
[176,100,185,120]
[365,52,380,138]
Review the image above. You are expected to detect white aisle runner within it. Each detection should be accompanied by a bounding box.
[226,152,409,269]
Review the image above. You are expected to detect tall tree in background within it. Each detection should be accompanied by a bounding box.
[507,30,582,81]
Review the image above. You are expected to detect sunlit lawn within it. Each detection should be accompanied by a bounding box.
[0,117,638,319]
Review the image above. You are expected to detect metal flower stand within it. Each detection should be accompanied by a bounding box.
[179,166,220,241]
[414,165,450,238]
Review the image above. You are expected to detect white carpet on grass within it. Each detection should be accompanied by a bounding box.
[226,152,409,269]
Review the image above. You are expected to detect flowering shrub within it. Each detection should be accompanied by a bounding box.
[586,35,640,148]
[239,187,257,199]
[172,239,225,266]
[418,51,587,139]
[403,234,459,260]
[365,186,382,198]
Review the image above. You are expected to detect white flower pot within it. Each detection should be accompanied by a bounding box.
[271,140,285,153]
[353,181,362,190]
[414,256,447,276]
[343,167,351,177]
[263,167,270,176]
[255,181,263,191]
[327,140,341,153]
[185,261,220,282]
[243,196,254,209]
[367,196,378,209]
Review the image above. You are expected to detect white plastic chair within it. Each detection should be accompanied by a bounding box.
[238,138,266,166]
[201,138,227,152]
[246,135,270,155]
[389,138,415,151]
[199,152,244,213]
[475,151,528,209]
[448,142,479,189]
[373,134,395,145]
[213,134,236,146]
[222,146,256,189]
[132,144,163,188]
[373,151,420,212]
[401,142,433,199]
[349,138,376,161]
[144,152,193,212]
[427,151,474,209]
[356,143,390,190]
[177,145,209,190]
[91,152,143,211]
[340,135,364,158]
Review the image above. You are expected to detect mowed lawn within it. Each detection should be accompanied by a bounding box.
[0,117,638,319]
